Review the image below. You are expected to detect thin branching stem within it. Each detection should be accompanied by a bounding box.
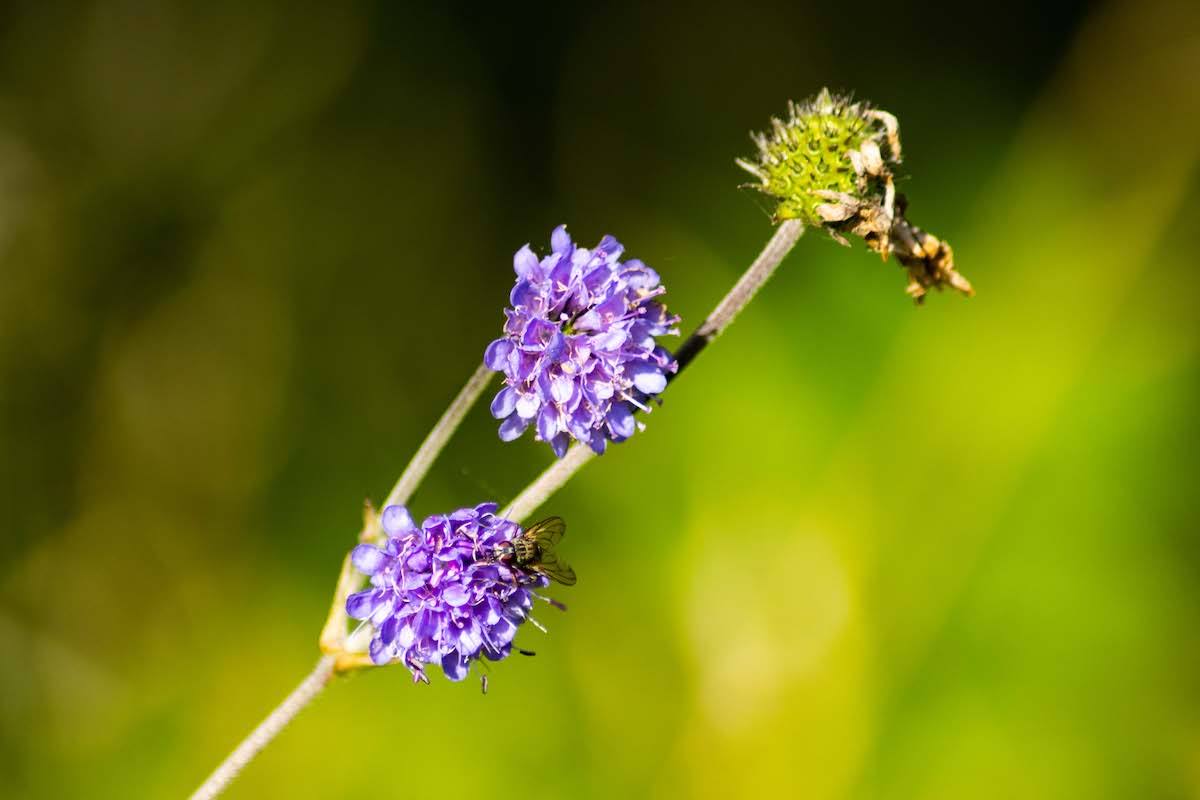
[502,219,805,521]
[188,656,336,800]
[191,221,803,798]
[195,364,495,800]
[502,443,596,523]
[671,219,804,373]
[384,361,496,509]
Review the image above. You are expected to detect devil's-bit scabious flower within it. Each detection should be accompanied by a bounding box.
[738,88,973,303]
[345,503,551,684]
[485,226,680,457]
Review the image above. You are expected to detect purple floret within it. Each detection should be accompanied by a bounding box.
[485,225,680,457]
[345,503,552,684]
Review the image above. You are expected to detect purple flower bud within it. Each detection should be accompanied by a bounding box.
[486,226,680,457]
[351,544,386,575]
[380,506,416,537]
[483,339,513,371]
[346,504,559,684]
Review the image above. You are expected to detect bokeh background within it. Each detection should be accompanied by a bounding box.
[2,0,1198,797]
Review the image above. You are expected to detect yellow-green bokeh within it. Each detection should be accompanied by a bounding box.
[1,1,1198,799]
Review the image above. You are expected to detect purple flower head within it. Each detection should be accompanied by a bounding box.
[485,226,680,457]
[345,503,558,685]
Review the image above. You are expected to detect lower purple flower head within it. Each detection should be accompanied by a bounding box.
[346,503,553,684]
[485,226,680,458]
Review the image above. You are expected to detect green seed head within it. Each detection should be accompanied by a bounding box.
[739,89,974,303]
[737,89,901,241]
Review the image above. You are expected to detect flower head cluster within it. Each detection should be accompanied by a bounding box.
[485,226,680,457]
[346,503,549,684]
[738,88,973,302]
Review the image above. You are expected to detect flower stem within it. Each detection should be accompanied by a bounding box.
[670,219,804,374]
[384,361,496,510]
[502,219,806,521]
[188,656,336,800]
[502,443,596,523]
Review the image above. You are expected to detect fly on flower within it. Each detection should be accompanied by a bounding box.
[345,503,572,685]
[481,516,577,586]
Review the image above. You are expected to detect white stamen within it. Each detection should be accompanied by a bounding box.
[621,392,652,413]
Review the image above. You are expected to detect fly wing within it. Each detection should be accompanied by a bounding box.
[523,517,575,585]
[533,555,577,586]
[523,516,565,549]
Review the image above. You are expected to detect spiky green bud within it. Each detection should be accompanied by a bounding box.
[737,89,899,238]
[738,89,973,303]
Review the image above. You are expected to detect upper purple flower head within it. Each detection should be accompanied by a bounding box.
[485,226,680,457]
[346,503,553,684]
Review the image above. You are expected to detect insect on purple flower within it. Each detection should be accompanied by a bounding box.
[345,503,574,687]
[186,87,982,800]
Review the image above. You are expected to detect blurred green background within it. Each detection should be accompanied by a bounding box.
[2,0,1198,798]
